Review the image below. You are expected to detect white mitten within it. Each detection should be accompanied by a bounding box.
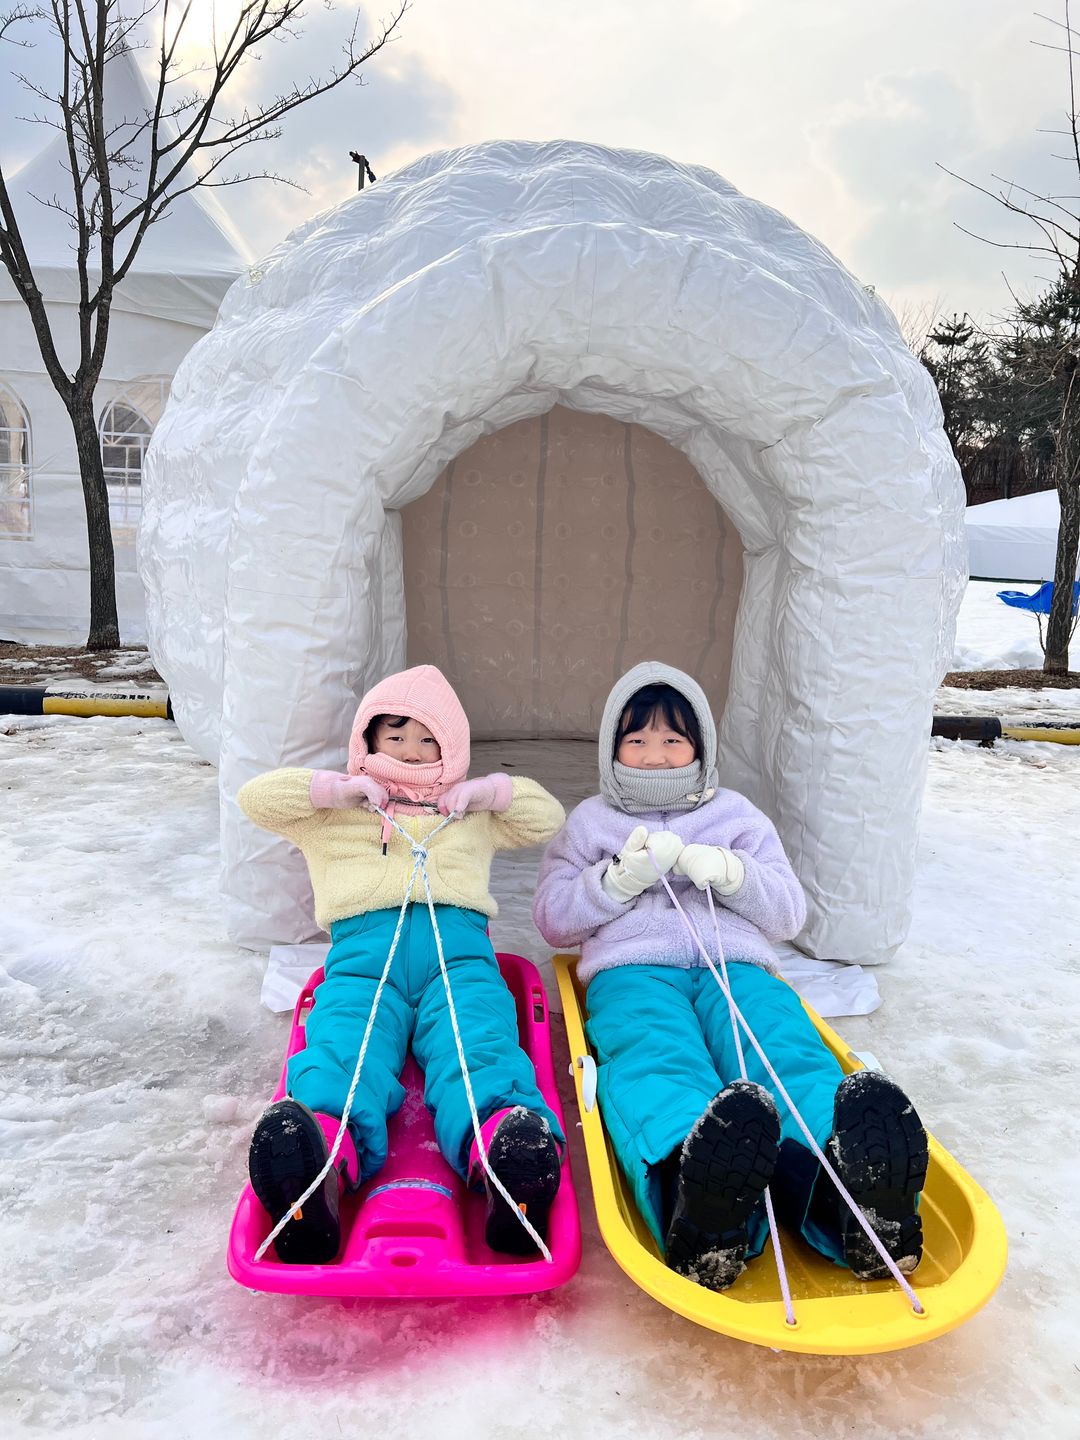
[674,843,745,896]
[602,826,685,903]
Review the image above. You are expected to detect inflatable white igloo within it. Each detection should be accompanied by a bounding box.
[141,140,965,957]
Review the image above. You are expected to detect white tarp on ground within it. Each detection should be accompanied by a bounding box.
[140,140,966,962]
[965,488,1063,582]
[260,940,882,1019]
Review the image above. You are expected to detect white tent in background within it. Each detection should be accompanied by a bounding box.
[142,140,965,964]
[964,489,1066,583]
[0,46,249,643]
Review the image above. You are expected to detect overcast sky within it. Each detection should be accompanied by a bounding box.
[1,1,1075,329]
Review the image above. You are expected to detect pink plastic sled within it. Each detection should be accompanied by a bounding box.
[227,952,581,1297]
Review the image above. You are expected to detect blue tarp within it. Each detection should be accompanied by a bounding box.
[997,581,1080,615]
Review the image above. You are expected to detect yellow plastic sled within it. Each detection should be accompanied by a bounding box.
[554,953,1007,1355]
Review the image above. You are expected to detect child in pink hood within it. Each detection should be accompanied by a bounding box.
[238,665,565,1263]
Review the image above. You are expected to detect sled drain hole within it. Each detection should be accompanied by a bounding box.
[390,1253,419,1267]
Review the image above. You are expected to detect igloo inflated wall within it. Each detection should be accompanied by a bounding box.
[140,140,966,956]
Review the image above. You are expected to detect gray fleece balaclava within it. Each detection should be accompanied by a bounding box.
[598,661,720,815]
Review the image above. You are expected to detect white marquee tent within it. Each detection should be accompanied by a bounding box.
[965,488,1065,582]
[141,140,966,962]
[0,47,248,643]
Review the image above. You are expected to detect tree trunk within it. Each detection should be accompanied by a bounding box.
[1044,473,1079,673]
[70,389,120,650]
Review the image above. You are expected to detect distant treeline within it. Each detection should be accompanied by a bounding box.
[916,309,1066,507]
[956,436,1052,506]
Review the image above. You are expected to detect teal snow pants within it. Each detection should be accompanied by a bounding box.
[287,905,564,1181]
[585,962,847,1263]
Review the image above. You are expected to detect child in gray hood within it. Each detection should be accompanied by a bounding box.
[534,662,927,1291]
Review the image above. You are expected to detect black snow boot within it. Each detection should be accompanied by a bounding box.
[664,1079,780,1291]
[248,1098,342,1265]
[825,1070,928,1281]
[476,1107,562,1256]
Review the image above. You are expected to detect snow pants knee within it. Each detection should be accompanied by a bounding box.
[584,962,847,1262]
[286,905,563,1182]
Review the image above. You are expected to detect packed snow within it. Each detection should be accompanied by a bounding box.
[2,596,1079,1438]
[949,579,1061,673]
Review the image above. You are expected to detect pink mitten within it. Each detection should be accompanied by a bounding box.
[309,771,389,811]
[437,773,513,816]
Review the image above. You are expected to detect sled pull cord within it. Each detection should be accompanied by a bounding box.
[648,850,794,1325]
[704,886,796,1328]
[253,818,449,1262]
[652,860,924,1316]
[413,836,553,1262]
[255,807,552,1264]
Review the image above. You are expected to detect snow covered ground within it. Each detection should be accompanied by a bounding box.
[0,648,163,690]
[938,581,1080,727]
[3,607,1079,1438]
[949,580,1048,672]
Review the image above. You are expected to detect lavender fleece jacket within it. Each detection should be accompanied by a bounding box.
[533,789,807,987]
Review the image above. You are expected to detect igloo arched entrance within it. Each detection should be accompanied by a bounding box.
[401,407,743,738]
[141,140,965,959]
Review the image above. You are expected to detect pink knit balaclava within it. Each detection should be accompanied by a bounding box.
[347,665,471,809]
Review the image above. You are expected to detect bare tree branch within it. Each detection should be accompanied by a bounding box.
[987,170,1080,224]
[109,1,406,287]
[1034,6,1080,32]
[952,224,1068,259]
[0,4,36,45]
[938,162,1080,241]
[943,2,1080,672]
[0,0,407,647]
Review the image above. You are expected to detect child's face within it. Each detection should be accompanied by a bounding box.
[616,713,697,769]
[372,717,442,764]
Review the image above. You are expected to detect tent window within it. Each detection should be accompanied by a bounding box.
[0,384,32,539]
[100,399,152,535]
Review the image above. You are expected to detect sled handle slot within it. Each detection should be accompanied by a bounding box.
[571,1055,597,1112]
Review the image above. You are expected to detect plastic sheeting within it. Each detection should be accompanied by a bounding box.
[140,140,966,959]
[965,489,1065,582]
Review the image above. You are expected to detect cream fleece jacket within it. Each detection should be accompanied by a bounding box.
[237,769,565,930]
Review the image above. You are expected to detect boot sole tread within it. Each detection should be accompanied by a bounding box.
[665,1082,780,1289]
[482,1110,561,1256]
[249,1100,340,1265]
[830,1074,929,1279]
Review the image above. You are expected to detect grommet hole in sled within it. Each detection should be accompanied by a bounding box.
[555,953,1006,1355]
[227,952,581,1298]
